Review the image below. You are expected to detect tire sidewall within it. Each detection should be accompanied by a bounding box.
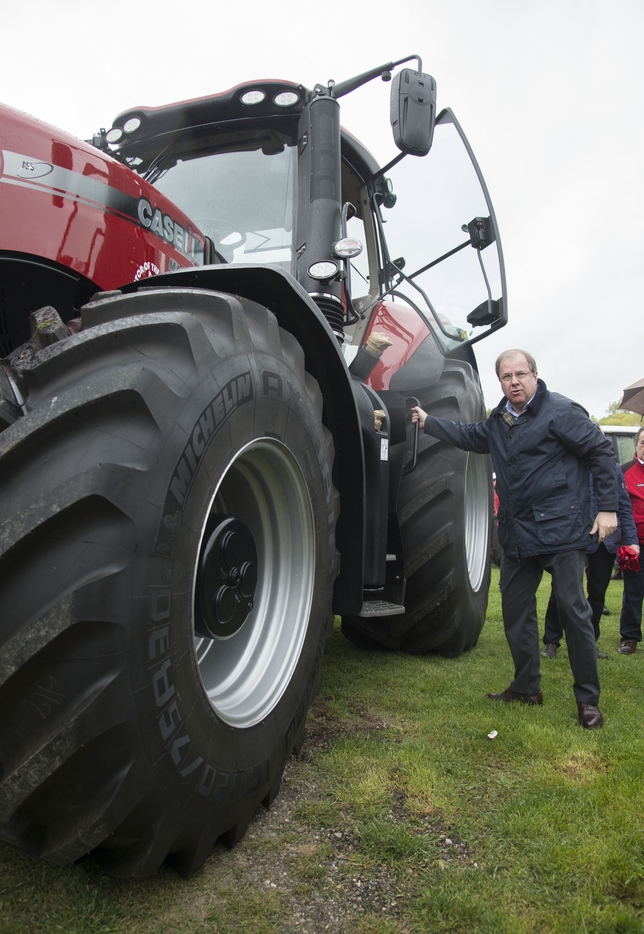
[442,447,492,642]
[429,373,492,652]
[128,345,333,824]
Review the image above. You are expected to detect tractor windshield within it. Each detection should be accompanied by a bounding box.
[152,136,297,269]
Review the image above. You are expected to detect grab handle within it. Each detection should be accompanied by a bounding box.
[403,396,420,475]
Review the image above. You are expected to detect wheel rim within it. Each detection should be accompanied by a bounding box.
[463,453,490,592]
[193,438,315,728]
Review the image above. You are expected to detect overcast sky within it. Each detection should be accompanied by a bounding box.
[4,0,643,418]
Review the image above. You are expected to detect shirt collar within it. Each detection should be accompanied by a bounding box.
[505,390,537,419]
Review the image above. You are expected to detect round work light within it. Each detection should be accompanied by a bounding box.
[241,89,266,105]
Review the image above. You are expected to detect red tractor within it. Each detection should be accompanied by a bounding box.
[0,55,506,876]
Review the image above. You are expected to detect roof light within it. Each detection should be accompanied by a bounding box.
[105,127,123,144]
[274,91,299,107]
[334,237,363,259]
[123,116,141,134]
[308,261,338,280]
[241,89,266,105]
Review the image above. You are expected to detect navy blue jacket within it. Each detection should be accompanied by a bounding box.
[587,464,637,555]
[423,379,618,558]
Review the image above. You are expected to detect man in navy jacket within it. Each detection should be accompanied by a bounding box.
[541,463,638,657]
[412,349,618,729]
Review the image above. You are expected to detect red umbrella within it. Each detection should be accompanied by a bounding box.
[620,377,644,416]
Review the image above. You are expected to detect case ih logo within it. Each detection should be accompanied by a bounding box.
[0,149,205,266]
[137,197,200,259]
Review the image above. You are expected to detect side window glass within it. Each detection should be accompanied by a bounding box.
[379,110,506,351]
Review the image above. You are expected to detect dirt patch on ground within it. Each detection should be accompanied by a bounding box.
[305,697,395,749]
[193,696,476,934]
[558,750,609,783]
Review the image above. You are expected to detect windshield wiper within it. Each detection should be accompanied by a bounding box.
[142,132,188,185]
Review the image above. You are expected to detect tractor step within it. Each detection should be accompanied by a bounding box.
[358,600,405,618]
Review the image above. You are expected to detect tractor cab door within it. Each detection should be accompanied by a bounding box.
[374,108,507,354]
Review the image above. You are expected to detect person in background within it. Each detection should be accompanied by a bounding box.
[618,427,644,654]
[541,463,639,658]
[412,349,618,729]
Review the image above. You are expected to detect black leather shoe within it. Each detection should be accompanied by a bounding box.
[541,643,557,658]
[578,703,604,729]
[596,647,608,659]
[487,687,543,706]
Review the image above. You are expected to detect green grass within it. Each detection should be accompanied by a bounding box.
[1,569,643,933]
[315,570,644,933]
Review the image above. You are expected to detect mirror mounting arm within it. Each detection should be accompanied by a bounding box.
[330,55,422,100]
[372,152,406,182]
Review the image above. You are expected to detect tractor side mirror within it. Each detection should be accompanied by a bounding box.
[390,68,436,156]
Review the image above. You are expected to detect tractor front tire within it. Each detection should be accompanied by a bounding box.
[342,359,492,656]
[0,288,337,877]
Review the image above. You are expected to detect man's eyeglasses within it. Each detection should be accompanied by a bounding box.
[499,371,533,383]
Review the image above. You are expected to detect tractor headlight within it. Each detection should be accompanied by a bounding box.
[334,238,363,259]
[308,261,338,280]
[241,89,266,105]
[274,91,299,107]
[123,116,142,134]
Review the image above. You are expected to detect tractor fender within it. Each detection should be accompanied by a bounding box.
[120,263,366,615]
[0,252,98,354]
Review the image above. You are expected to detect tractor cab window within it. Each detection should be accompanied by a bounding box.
[376,110,506,353]
[340,157,380,312]
[150,129,297,270]
[346,213,371,294]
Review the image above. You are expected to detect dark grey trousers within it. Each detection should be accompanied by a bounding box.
[500,550,600,705]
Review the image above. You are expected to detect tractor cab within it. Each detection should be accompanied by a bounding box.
[102,59,506,357]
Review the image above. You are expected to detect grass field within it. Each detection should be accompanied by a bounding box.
[1,568,643,933]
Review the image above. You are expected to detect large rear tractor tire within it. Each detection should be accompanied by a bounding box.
[0,288,337,877]
[342,359,492,656]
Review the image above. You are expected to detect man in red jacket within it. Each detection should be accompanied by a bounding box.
[619,427,644,653]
